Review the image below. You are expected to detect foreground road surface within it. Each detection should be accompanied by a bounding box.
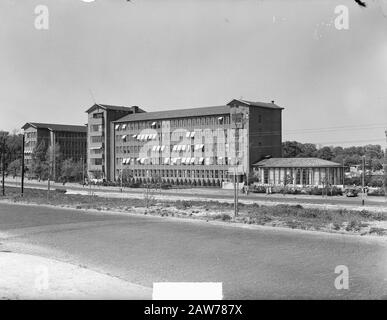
[0,202,386,299]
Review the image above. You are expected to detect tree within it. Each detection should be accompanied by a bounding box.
[7,159,21,177]
[282,141,304,158]
[300,143,317,157]
[282,173,293,196]
[60,158,84,183]
[30,140,49,180]
[45,143,61,181]
[316,146,334,160]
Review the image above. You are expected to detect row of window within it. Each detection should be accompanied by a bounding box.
[90,136,103,143]
[116,156,240,166]
[115,116,231,132]
[115,143,229,154]
[25,132,37,139]
[259,168,341,184]
[90,124,103,132]
[118,168,230,180]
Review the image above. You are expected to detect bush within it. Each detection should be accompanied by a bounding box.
[221,214,231,221]
[252,186,266,193]
[55,188,67,194]
[367,188,385,196]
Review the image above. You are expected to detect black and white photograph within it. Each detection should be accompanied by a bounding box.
[0,0,386,306]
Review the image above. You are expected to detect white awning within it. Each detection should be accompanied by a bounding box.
[190,132,195,138]
[156,145,161,151]
[160,145,165,152]
[122,135,127,140]
[122,124,127,129]
[181,157,186,163]
[151,122,156,126]
[218,116,224,121]
[186,131,191,138]
[172,145,177,151]
[90,146,102,150]
[199,157,204,164]
[132,134,137,138]
[152,146,157,151]
[185,158,190,164]
[164,158,170,164]
[190,157,195,164]
[115,124,120,130]
[181,145,186,151]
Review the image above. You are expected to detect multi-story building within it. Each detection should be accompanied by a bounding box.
[85,104,145,181]
[22,122,87,178]
[105,99,283,186]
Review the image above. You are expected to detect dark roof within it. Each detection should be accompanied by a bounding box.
[85,103,135,113]
[253,158,342,168]
[228,99,284,110]
[22,122,87,133]
[115,105,231,123]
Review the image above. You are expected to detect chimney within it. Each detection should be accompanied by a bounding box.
[271,100,275,104]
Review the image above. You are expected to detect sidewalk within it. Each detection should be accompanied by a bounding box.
[0,252,152,300]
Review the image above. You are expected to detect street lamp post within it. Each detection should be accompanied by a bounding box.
[0,131,9,196]
[21,133,25,196]
[361,155,366,206]
[384,129,387,201]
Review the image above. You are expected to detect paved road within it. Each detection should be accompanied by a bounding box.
[4,179,387,209]
[0,202,386,299]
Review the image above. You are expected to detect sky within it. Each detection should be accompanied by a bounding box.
[0,0,386,147]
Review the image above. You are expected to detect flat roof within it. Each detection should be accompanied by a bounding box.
[253,158,342,168]
[85,103,136,113]
[114,99,283,123]
[22,122,87,133]
[115,105,231,123]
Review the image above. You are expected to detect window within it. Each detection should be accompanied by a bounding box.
[91,136,102,143]
[258,115,262,123]
[263,169,269,184]
[92,124,102,132]
[93,113,103,119]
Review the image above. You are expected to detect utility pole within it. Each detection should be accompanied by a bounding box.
[384,129,387,201]
[342,159,345,187]
[81,155,85,187]
[231,107,239,219]
[1,136,5,196]
[21,133,25,196]
[234,166,238,217]
[361,155,365,206]
[120,168,123,192]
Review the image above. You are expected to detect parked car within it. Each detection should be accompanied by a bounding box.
[344,188,359,197]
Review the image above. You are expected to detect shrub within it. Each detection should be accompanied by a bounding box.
[221,214,231,221]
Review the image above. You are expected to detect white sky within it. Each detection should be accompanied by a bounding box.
[0,0,386,146]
